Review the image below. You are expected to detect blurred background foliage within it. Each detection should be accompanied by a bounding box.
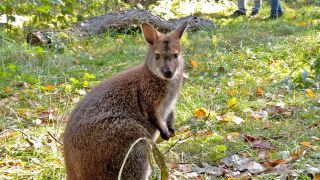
[0,0,319,86]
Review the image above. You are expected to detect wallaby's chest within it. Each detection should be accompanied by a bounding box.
[160,79,181,120]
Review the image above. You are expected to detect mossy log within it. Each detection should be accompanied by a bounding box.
[27,9,215,46]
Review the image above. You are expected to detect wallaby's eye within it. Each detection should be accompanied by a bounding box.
[173,53,179,59]
[155,53,160,60]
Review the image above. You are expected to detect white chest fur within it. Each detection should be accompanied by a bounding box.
[160,79,180,121]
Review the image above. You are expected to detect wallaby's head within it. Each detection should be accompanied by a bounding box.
[142,22,188,80]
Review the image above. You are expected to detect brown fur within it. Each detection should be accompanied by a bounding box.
[63,22,188,180]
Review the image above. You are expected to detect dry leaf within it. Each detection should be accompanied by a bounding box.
[263,122,271,129]
[244,134,258,143]
[306,89,316,98]
[252,140,276,150]
[255,87,264,96]
[226,132,240,142]
[300,141,313,148]
[291,148,305,160]
[190,60,198,69]
[233,116,244,124]
[263,159,287,168]
[258,150,271,161]
[45,85,55,91]
[298,21,306,27]
[3,87,14,93]
[193,107,209,118]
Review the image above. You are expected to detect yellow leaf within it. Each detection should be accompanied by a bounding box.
[300,141,313,148]
[190,60,198,69]
[3,87,14,93]
[83,81,89,88]
[256,87,264,96]
[64,84,72,93]
[305,89,316,98]
[298,21,306,27]
[45,85,55,91]
[227,98,237,107]
[226,89,237,96]
[193,107,209,118]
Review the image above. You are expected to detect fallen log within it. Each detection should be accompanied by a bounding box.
[27,9,215,46]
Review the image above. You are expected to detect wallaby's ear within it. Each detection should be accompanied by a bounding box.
[172,21,188,40]
[141,23,159,45]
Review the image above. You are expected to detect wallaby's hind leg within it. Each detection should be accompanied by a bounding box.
[64,118,152,180]
[121,140,150,180]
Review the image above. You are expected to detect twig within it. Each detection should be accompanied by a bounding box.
[9,128,37,141]
[47,131,63,145]
[163,132,195,154]
[167,146,252,165]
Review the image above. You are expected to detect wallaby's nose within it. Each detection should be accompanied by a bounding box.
[163,69,174,79]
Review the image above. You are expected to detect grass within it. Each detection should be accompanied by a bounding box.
[1,3,320,179]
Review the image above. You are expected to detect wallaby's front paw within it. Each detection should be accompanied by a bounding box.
[168,127,175,137]
[160,130,171,140]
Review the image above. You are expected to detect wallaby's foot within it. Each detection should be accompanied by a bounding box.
[160,129,171,140]
[169,127,175,137]
[167,111,175,137]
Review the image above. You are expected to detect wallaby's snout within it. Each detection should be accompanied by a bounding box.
[160,54,179,79]
[162,68,174,79]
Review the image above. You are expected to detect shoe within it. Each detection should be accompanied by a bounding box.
[263,15,279,21]
[250,11,259,17]
[278,12,284,17]
[230,10,246,17]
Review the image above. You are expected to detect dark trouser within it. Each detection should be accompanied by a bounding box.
[270,0,283,16]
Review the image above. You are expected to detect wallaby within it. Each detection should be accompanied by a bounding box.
[63,21,188,180]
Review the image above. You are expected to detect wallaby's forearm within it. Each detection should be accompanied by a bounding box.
[167,111,175,136]
[148,108,170,140]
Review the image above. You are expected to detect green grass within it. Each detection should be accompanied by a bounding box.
[1,4,320,179]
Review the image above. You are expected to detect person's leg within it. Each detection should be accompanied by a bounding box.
[230,0,247,17]
[238,0,247,14]
[252,0,261,14]
[278,1,284,16]
[270,0,279,17]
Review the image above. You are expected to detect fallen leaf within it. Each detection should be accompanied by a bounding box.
[246,161,266,174]
[258,150,271,161]
[196,130,214,138]
[190,60,198,69]
[244,134,258,143]
[252,140,276,150]
[300,141,313,148]
[218,112,237,123]
[233,116,244,124]
[298,21,306,27]
[263,122,271,129]
[255,87,264,96]
[3,87,14,93]
[226,132,240,142]
[73,59,80,64]
[83,81,89,87]
[306,89,316,98]
[227,98,237,107]
[78,89,86,95]
[227,81,235,87]
[291,148,305,160]
[44,85,55,91]
[315,173,320,180]
[263,159,287,168]
[193,107,209,118]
